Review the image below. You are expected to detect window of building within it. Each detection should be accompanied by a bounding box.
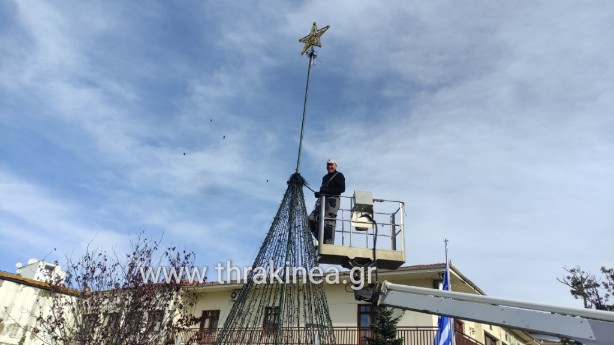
[485,332,498,345]
[263,306,279,332]
[146,310,165,332]
[196,310,220,342]
[126,311,143,333]
[200,310,220,331]
[77,314,99,342]
[8,323,20,338]
[357,304,378,345]
[104,312,120,333]
[44,264,55,274]
[454,319,464,334]
[85,314,99,332]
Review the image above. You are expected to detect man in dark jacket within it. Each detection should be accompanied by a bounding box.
[309,159,346,244]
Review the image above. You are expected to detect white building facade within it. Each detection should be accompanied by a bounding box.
[0,259,69,345]
[173,263,538,345]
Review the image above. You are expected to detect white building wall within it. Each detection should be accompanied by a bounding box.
[0,278,51,345]
[184,269,534,345]
[1,259,68,345]
[16,259,65,284]
[1,264,535,345]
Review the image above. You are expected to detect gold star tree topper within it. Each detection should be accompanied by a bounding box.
[299,22,330,55]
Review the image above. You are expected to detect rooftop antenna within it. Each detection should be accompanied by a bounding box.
[295,22,329,173]
[42,247,57,263]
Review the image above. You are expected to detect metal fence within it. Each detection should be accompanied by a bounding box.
[168,326,484,345]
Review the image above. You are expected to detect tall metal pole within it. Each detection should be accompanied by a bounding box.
[276,22,329,345]
[294,22,329,174]
[295,48,316,173]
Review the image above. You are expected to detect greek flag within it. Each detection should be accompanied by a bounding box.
[433,261,455,345]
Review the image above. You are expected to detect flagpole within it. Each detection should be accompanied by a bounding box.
[445,239,456,345]
[444,239,449,269]
[435,239,455,345]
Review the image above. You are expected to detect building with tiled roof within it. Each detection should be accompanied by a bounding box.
[1,258,542,345]
[0,259,76,345]
[171,263,539,345]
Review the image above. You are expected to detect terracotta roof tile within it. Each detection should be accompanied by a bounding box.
[0,270,79,295]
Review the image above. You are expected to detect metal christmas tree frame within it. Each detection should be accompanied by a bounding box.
[214,22,335,345]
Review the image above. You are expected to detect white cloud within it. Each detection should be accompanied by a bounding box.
[1,1,612,309]
[0,170,118,262]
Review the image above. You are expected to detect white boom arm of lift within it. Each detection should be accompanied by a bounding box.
[356,281,614,345]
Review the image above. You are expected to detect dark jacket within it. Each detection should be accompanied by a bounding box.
[319,171,345,196]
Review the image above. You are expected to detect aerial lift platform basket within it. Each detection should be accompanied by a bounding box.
[315,191,406,270]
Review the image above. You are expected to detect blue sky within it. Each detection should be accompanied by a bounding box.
[1,1,613,308]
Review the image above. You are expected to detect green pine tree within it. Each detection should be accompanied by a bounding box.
[366,307,404,345]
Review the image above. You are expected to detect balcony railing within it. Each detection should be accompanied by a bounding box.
[167,326,484,345]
